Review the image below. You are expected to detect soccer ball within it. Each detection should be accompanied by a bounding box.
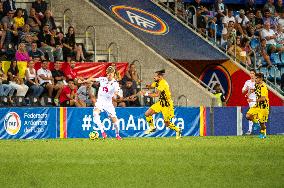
[89,131,99,140]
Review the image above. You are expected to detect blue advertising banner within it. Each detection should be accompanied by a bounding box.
[67,107,200,138]
[0,108,57,139]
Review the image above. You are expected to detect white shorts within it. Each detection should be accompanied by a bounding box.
[249,101,256,108]
[94,100,116,118]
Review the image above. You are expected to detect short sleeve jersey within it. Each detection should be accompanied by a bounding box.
[255,82,269,109]
[151,79,172,107]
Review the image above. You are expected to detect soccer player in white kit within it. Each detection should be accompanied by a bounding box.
[242,70,257,135]
[92,66,122,140]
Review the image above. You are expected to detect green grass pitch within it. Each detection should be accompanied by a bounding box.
[0,136,283,188]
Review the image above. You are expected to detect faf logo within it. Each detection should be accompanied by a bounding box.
[111,5,169,35]
[4,112,21,135]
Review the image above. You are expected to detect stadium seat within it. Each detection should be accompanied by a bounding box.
[260,66,268,78]
[250,38,259,50]
[270,53,282,66]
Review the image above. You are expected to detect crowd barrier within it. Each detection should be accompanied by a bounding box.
[0,107,283,139]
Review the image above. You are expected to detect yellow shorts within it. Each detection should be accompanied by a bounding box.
[247,107,269,123]
[150,102,174,122]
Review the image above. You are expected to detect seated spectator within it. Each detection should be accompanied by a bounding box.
[53,31,64,61]
[222,9,235,28]
[264,0,276,17]
[32,0,47,19]
[41,10,56,31]
[275,0,283,17]
[123,63,140,88]
[38,24,62,61]
[261,21,284,54]
[0,61,15,101]
[63,61,83,82]
[3,0,16,16]
[221,20,236,47]
[37,61,54,97]
[15,43,30,61]
[1,10,18,51]
[227,36,247,64]
[51,61,65,105]
[122,79,140,107]
[278,11,284,30]
[0,2,5,21]
[256,38,273,67]
[241,37,253,66]
[13,8,25,31]
[18,24,38,50]
[24,60,44,97]
[59,79,80,107]
[28,41,45,62]
[214,0,227,22]
[77,80,96,107]
[245,0,256,13]
[7,60,29,97]
[255,9,264,30]
[27,8,41,33]
[276,24,284,45]
[63,26,85,62]
[263,9,278,30]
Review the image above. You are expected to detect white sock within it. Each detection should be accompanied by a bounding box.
[113,121,120,136]
[248,121,253,132]
[93,112,104,133]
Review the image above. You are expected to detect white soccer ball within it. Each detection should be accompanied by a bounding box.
[89,131,99,140]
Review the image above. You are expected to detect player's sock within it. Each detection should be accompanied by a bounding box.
[248,121,253,133]
[93,112,104,134]
[168,122,180,132]
[259,124,267,138]
[113,121,120,136]
[145,116,155,128]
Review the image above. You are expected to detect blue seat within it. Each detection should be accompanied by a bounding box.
[270,53,282,65]
[280,53,284,64]
[260,66,268,78]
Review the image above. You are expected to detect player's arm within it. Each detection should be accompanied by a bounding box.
[141,89,160,98]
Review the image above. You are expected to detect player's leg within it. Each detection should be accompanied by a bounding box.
[144,105,158,134]
[163,106,181,139]
[246,107,260,130]
[258,109,269,139]
[108,106,121,140]
[93,107,107,139]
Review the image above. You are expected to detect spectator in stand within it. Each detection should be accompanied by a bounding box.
[59,79,80,107]
[276,24,284,45]
[222,9,235,28]
[24,60,44,97]
[1,10,17,51]
[278,11,284,29]
[38,24,62,61]
[122,78,140,107]
[235,9,249,36]
[192,0,208,34]
[63,60,77,81]
[37,60,54,97]
[245,0,256,13]
[275,0,283,16]
[28,41,45,62]
[51,61,65,105]
[77,80,96,107]
[15,43,30,61]
[14,8,25,31]
[0,3,5,21]
[53,31,64,61]
[228,36,247,65]
[63,26,85,62]
[18,24,38,51]
[255,9,264,30]
[27,8,41,33]
[264,0,276,17]
[261,21,284,54]
[0,61,15,101]
[263,9,278,30]
[123,63,140,88]
[7,60,29,97]
[241,37,253,66]
[214,0,227,21]
[41,10,56,31]
[32,0,47,20]
[3,0,16,16]
[256,38,273,67]
[221,20,236,47]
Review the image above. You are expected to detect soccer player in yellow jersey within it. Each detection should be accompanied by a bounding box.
[140,69,182,139]
[246,73,269,139]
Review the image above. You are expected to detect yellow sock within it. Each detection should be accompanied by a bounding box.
[146,116,154,128]
[168,122,180,132]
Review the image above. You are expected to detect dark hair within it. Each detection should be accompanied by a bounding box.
[155,69,165,75]
[255,73,264,79]
[249,69,256,74]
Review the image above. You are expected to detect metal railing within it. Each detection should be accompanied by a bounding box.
[84,25,97,61]
[107,42,119,62]
[63,8,72,34]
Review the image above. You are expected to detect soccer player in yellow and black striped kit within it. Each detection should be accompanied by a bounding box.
[140,69,181,139]
[246,73,269,139]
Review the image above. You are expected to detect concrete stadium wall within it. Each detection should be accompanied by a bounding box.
[49,0,215,106]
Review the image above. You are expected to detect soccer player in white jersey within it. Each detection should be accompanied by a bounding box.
[92,66,122,140]
[242,70,256,135]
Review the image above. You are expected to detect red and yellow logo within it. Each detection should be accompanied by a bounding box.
[111,5,169,35]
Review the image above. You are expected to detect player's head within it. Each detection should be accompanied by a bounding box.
[255,73,264,84]
[249,69,256,80]
[154,69,165,82]
[106,66,115,80]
